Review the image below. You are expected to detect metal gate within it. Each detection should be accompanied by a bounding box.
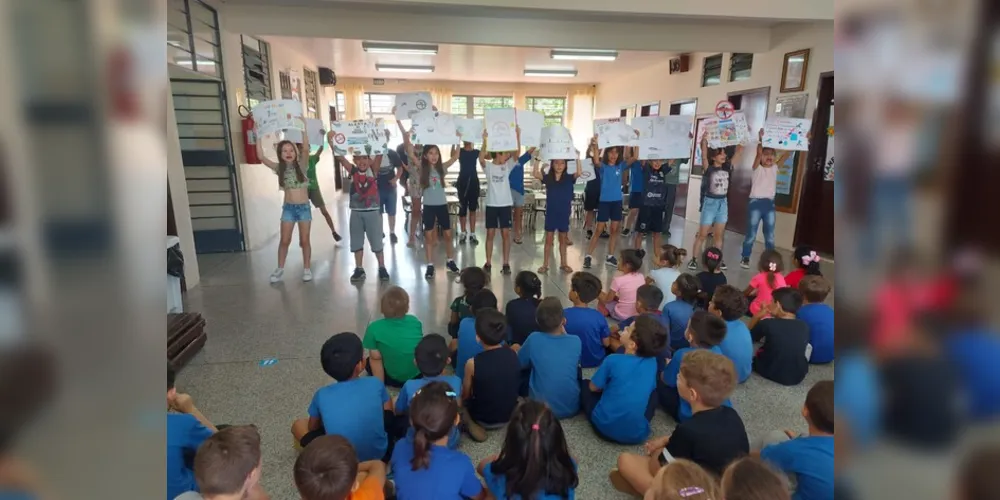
[171,78,245,253]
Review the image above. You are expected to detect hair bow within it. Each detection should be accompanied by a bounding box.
[706,251,720,260]
[679,487,705,497]
[802,251,820,264]
[768,262,778,272]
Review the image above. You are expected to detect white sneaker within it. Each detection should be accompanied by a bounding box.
[269,268,284,283]
[302,269,313,282]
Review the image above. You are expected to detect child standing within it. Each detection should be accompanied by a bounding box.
[455,289,498,382]
[584,136,635,269]
[506,271,542,346]
[186,426,269,500]
[757,380,834,500]
[745,249,787,317]
[663,274,700,351]
[402,134,462,278]
[739,128,790,269]
[462,309,521,439]
[391,382,487,500]
[614,350,748,496]
[480,128,527,275]
[457,141,482,245]
[338,155,391,283]
[509,143,536,246]
[581,316,668,444]
[721,458,791,500]
[364,286,423,387]
[785,245,824,289]
[294,435,387,500]
[397,335,464,450]
[167,366,217,500]
[750,288,811,386]
[695,247,727,310]
[598,249,646,321]
[478,401,579,500]
[648,244,687,308]
[308,137,344,245]
[533,154,581,273]
[657,310,728,422]
[712,285,754,384]
[797,276,835,364]
[689,134,743,271]
[292,333,394,462]
[448,267,488,338]
[376,140,404,246]
[258,124,314,283]
[623,156,644,237]
[631,160,681,257]
[564,271,612,368]
[516,297,583,419]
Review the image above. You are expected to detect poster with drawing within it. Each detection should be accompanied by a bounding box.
[542,158,581,176]
[253,99,304,138]
[762,118,811,151]
[516,109,545,148]
[394,92,433,120]
[410,111,459,145]
[594,118,635,149]
[455,118,484,143]
[539,125,575,160]
[328,119,388,156]
[824,107,834,181]
[705,112,750,148]
[694,118,710,166]
[306,119,325,145]
[575,157,596,185]
[484,108,518,151]
[634,115,694,159]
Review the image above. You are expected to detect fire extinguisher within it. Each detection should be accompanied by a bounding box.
[239,105,260,164]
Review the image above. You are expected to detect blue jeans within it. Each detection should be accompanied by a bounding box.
[865,176,912,259]
[742,198,776,259]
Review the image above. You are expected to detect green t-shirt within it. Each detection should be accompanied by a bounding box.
[664,159,682,185]
[307,154,320,190]
[362,315,423,382]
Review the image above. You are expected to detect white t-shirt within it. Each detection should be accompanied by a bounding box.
[485,160,515,207]
[749,164,778,199]
[648,267,681,308]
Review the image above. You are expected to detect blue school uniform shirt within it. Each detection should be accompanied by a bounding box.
[598,161,625,202]
[518,331,582,418]
[719,319,754,383]
[663,300,696,351]
[761,436,835,500]
[543,172,577,223]
[629,161,644,193]
[944,328,1000,420]
[591,354,657,443]
[457,317,483,380]
[167,413,214,500]
[482,460,578,500]
[834,351,880,448]
[509,152,533,194]
[308,377,390,462]
[617,312,672,372]
[797,303,835,363]
[663,346,732,422]
[391,438,484,500]
[397,375,463,449]
[564,306,611,368]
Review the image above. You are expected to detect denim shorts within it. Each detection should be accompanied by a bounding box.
[380,187,398,216]
[511,189,525,207]
[281,202,312,223]
[700,197,728,226]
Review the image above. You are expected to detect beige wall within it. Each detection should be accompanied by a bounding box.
[332,77,591,99]
[595,21,833,250]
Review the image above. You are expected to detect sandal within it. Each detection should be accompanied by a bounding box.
[537,266,549,273]
[559,265,574,273]
[514,238,523,245]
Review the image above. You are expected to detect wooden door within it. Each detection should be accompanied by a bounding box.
[726,88,770,234]
[793,73,835,254]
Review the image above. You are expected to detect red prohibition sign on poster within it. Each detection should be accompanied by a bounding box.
[715,100,735,120]
[334,133,346,144]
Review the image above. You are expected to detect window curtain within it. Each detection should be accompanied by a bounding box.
[429,88,453,114]
[342,82,365,120]
[567,87,596,154]
[512,90,527,111]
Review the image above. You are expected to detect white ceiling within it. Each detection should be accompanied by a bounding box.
[267,37,671,84]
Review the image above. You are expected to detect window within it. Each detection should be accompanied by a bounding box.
[668,100,697,116]
[279,71,292,99]
[525,97,566,126]
[302,68,320,119]
[702,54,723,87]
[639,101,660,117]
[333,91,346,120]
[167,0,221,77]
[729,53,753,82]
[362,93,401,148]
[471,96,514,120]
[241,36,271,108]
[451,96,468,116]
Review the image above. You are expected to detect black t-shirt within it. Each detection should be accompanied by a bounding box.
[642,166,669,207]
[696,271,728,309]
[469,347,521,425]
[751,318,810,386]
[880,354,962,450]
[457,149,481,189]
[506,297,541,346]
[665,406,749,475]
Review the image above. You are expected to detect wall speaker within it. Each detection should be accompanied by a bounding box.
[318,67,337,86]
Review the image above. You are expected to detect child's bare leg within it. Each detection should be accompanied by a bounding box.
[485,229,496,265]
[319,205,336,233]
[277,222,294,268]
[444,230,455,259]
[587,222,606,255]
[501,228,512,265]
[559,233,571,270]
[616,452,659,496]
[291,418,311,442]
[541,232,554,270]
[652,233,662,261]
[692,225,710,263]
[513,206,523,240]
[354,250,364,268]
[608,221,621,255]
[424,229,436,264]
[375,251,385,268]
[712,221,726,250]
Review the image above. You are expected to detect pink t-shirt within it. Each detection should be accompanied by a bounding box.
[749,272,787,315]
[611,272,646,319]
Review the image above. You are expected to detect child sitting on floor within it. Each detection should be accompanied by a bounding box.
[695,247,727,310]
[168,366,218,500]
[177,425,269,500]
[745,249,787,317]
[627,460,720,500]
[757,380,834,500]
[506,271,542,346]
[598,249,646,321]
[455,289,498,381]
[292,333,395,463]
[564,272,612,369]
[712,284,754,384]
[613,350,749,497]
[785,245,823,289]
[664,274,700,352]
[478,401,579,500]
[648,244,687,308]
[516,297,583,419]
[797,276,835,364]
[611,285,671,372]
[581,315,667,444]
[750,287,811,386]
[396,335,464,449]
[462,309,520,442]
[294,435,387,500]
[448,267,488,338]
[364,286,423,387]
[722,457,791,500]
[657,310,729,422]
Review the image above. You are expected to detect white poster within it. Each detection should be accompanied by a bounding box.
[634,115,694,160]
[539,125,575,160]
[455,118,484,143]
[305,118,325,145]
[516,109,545,148]
[762,117,811,151]
[575,157,596,185]
[328,119,388,156]
[253,99,304,138]
[594,118,635,148]
[394,92,433,120]
[705,112,751,148]
[410,111,459,145]
[484,108,518,152]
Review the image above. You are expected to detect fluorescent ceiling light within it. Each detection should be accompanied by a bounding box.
[376,64,435,73]
[550,49,618,61]
[524,69,578,78]
[363,42,438,55]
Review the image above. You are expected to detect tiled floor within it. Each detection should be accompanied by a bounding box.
[178,197,835,499]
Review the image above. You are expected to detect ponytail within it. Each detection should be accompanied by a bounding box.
[515,271,543,300]
[766,271,777,290]
[407,381,459,471]
[660,244,688,269]
[410,428,432,471]
[758,249,784,290]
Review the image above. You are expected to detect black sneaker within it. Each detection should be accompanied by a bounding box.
[350,267,366,283]
[469,234,479,245]
[720,261,728,271]
[501,264,512,275]
[446,260,460,273]
[600,231,610,239]
[740,257,751,269]
[606,255,618,267]
[390,233,398,244]
[637,248,646,259]
[425,265,435,279]
[483,263,492,273]
[584,255,593,269]
[622,228,631,236]
[687,258,699,271]
[378,267,390,281]
[586,229,594,240]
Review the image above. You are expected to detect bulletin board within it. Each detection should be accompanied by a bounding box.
[775,151,805,213]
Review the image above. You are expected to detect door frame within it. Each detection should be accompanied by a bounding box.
[792,71,835,251]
